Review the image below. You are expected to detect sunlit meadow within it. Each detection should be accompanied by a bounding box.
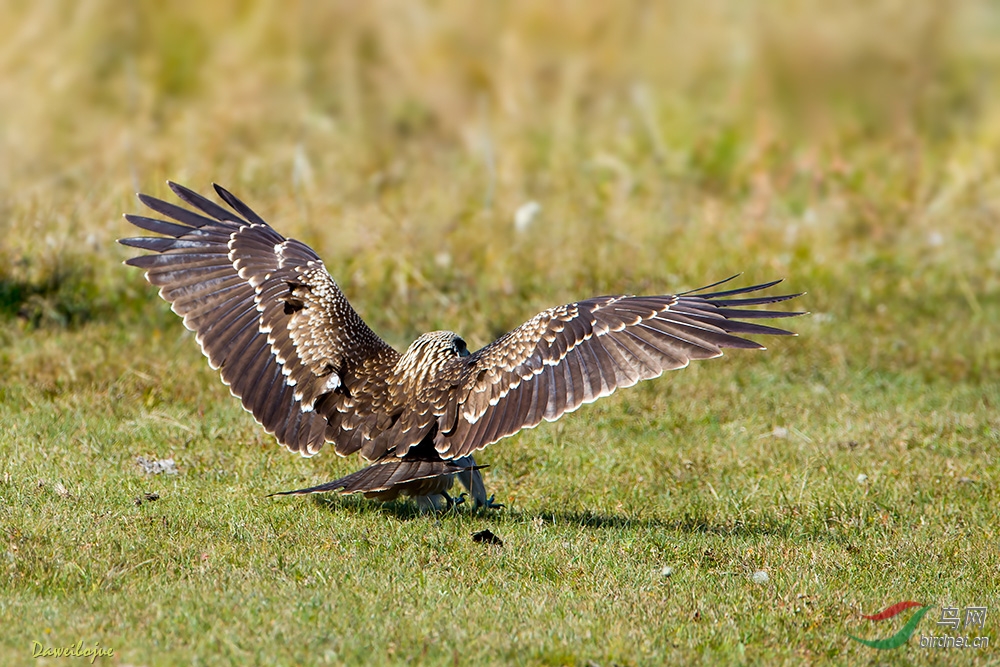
[1,1,997,665]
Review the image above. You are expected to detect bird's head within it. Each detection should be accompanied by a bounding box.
[394,331,470,387]
[409,330,470,358]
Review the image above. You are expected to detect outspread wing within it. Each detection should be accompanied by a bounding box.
[433,278,804,458]
[119,182,399,456]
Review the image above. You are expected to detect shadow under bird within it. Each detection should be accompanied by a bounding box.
[120,183,804,511]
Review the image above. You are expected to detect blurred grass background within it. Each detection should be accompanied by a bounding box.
[1,0,998,665]
[2,0,997,347]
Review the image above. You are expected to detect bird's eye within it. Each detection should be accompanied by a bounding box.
[454,338,470,357]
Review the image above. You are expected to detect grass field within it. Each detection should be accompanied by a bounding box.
[1,1,998,665]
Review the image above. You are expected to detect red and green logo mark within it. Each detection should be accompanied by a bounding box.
[849,601,933,650]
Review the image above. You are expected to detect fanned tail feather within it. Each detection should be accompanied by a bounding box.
[268,458,479,496]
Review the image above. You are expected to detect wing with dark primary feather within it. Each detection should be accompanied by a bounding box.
[119,182,399,457]
[431,278,804,459]
[119,182,803,505]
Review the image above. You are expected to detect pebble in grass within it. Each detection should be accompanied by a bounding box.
[137,456,178,475]
[514,201,541,233]
[752,571,769,584]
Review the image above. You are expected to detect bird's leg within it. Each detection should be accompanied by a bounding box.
[416,495,446,513]
[415,492,467,513]
[455,461,484,505]
[453,455,503,510]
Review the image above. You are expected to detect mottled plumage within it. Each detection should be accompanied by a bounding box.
[120,182,803,509]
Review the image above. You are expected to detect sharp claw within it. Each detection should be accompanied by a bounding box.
[482,494,504,510]
[439,492,467,511]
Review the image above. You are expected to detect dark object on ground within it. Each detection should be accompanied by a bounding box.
[472,529,503,546]
[134,492,160,506]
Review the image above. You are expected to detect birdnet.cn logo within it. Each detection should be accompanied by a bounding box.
[849,601,990,651]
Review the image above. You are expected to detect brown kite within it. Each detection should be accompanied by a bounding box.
[120,183,803,510]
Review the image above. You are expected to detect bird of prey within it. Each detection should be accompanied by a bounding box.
[120,183,803,510]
